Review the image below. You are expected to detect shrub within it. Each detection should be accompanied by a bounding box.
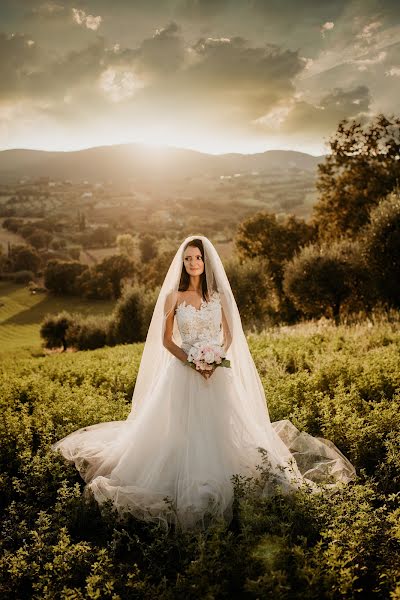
[283,239,371,323]
[9,245,42,274]
[12,270,35,284]
[224,256,276,329]
[109,284,157,344]
[362,191,400,308]
[1,319,400,598]
[44,260,87,295]
[66,315,111,351]
[40,311,75,351]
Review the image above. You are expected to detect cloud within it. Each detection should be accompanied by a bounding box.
[180,36,304,120]
[99,67,145,102]
[136,22,185,76]
[0,0,398,153]
[352,50,386,71]
[321,21,334,38]
[254,85,372,139]
[0,32,40,100]
[72,8,102,31]
[385,66,400,76]
[25,1,67,19]
[356,20,382,43]
[177,0,231,18]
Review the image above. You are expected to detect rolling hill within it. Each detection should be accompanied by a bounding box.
[0,144,325,183]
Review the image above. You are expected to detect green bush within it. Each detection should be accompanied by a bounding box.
[40,311,76,351]
[362,191,400,308]
[283,239,372,323]
[12,270,35,284]
[66,315,112,351]
[109,286,149,344]
[2,318,400,598]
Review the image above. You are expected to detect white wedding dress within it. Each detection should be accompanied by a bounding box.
[52,290,356,531]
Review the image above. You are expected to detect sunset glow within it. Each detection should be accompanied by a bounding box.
[0,2,398,155]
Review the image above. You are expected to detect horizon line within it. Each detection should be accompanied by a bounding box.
[0,142,327,158]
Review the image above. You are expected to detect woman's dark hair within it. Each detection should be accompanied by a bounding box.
[178,239,209,300]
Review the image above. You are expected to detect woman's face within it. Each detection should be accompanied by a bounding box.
[183,245,205,276]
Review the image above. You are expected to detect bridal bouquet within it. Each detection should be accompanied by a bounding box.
[186,342,231,371]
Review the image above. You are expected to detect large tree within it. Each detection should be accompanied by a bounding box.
[362,192,400,308]
[235,211,316,297]
[313,113,400,240]
[283,239,372,323]
[44,260,87,294]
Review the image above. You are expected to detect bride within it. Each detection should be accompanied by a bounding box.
[51,234,356,531]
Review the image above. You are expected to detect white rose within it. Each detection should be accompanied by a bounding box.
[204,350,215,363]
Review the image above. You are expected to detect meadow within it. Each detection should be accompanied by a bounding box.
[0,282,115,352]
[0,315,399,598]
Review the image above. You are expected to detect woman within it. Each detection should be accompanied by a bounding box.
[52,234,356,531]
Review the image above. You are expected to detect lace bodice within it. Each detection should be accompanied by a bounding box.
[175,290,222,353]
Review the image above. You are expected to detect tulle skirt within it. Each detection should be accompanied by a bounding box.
[52,357,356,531]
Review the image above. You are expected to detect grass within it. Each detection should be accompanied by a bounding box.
[0,316,399,598]
[0,281,116,352]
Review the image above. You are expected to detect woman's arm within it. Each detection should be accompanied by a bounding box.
[221,306,232,352]
[163,292,188,363]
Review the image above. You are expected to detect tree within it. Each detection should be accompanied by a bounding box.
[117,233,135,258]
[109,285,146,344]
[313,113,400,240]
[40,311,74,351]
[235,211,316,298]
[10,245,41,274]
[89,226,116,248]
[139,234,158,263]
[283,240,371,323]
[26,229,53,250]
[96,254,135,298]
[362,192,400,308]
[109,284,158,344]
[2,217,24,232]
[76,254,135,299]
[75,268,114,300]
[224,256,275,329]
[44,260,87,294]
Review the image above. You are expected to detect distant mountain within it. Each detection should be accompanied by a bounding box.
[0,144,325,183]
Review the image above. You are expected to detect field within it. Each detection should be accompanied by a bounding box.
[0,282,115,352]
[0,317,399,598]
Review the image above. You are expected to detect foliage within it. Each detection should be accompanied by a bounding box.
[26,229,53,250]
[235,211,316,323]
[66,315,112,351]
[283,239,374,323]
[44,260,87,295]
[77,255,135,300]
[109,284,158,345]
[224,255,277,329]
[313,113,400,240]
[236,211,316,291]
[40,311,75,351]
[2,217,25,232]
[361,191,400,308]
[12,270,35,284]
[40,284,156,351]
[139,233,158,263]
[8,244,42,274]
[1,318,399,598]
[116,233,136,258]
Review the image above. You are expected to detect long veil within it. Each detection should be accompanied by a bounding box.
[127,234,356,492]
[128,234,272,427]
[52,233,356,531]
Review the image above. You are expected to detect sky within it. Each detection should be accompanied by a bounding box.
[0,0,399,156]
